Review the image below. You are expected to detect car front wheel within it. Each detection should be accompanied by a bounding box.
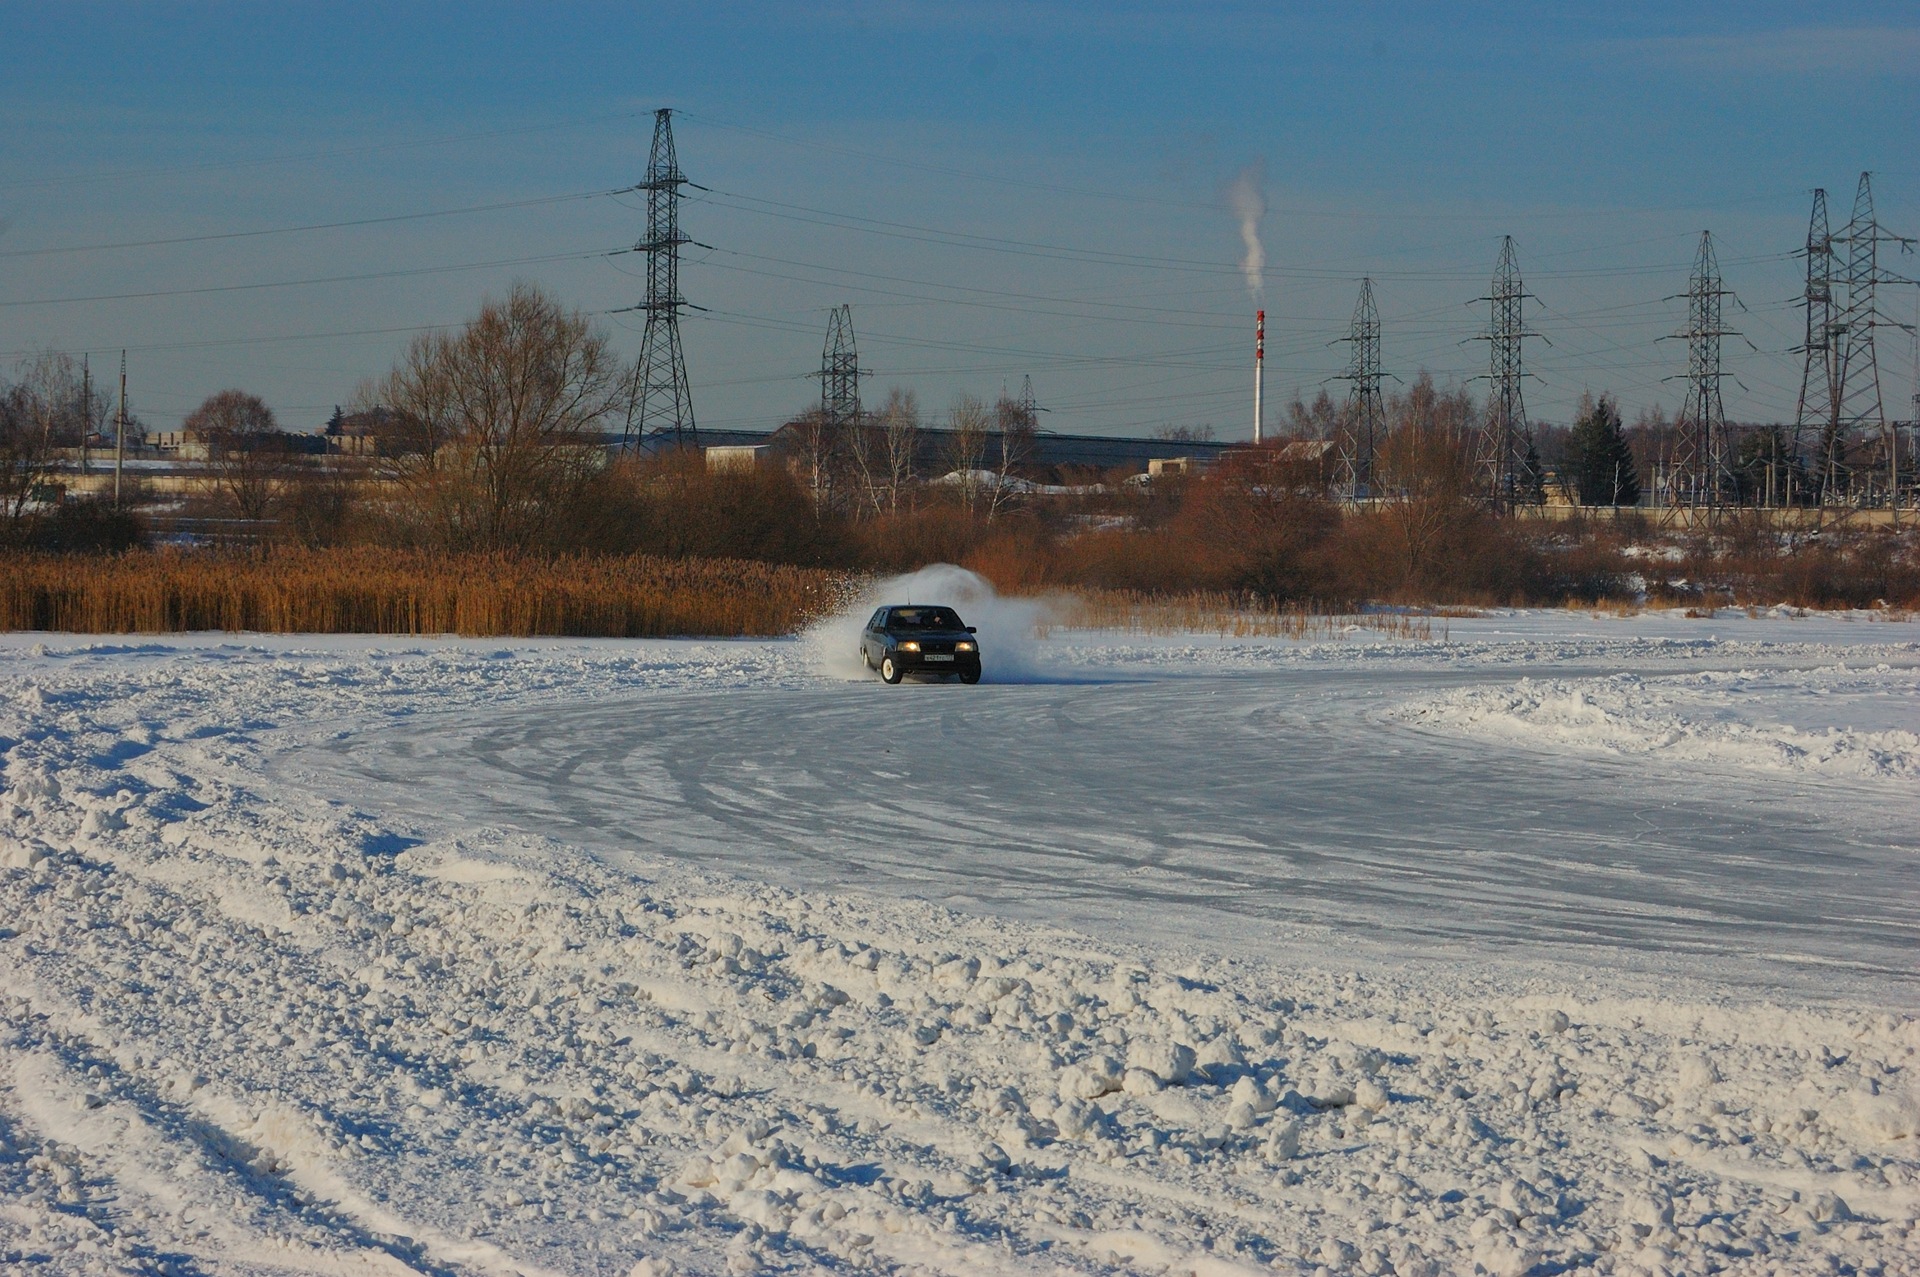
[959,667,980,685]
[880,656,903,684]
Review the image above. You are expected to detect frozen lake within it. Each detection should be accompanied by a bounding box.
[280,640,1920,1002]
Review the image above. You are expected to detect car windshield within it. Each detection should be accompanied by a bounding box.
[889,607,963,631]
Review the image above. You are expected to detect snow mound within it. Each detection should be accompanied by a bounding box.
[1393,666,1920,781]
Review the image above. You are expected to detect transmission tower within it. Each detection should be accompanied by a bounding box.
[625,108,697,447]
[1829,172,1916,505]
[820,305,862,427]
[1792,189,1840,503]
[1905,308,1920,517]
[1666,231,1742,508]
[1472,237,1544,511]
[1333,277,1386,499]
[1016,375,1039,431]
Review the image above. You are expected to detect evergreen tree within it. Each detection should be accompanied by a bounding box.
[1519,435,1547,505]
[1567,393,1640,506]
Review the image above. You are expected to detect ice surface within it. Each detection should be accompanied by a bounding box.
[0,609,1916,1274]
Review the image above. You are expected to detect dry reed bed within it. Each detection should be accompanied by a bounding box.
[0,550,849,637]
[1046,590,1434,641]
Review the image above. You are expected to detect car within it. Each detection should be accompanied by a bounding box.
[859,604,982,684]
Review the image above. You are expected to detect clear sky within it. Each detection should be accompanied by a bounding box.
[2,1,1916,439]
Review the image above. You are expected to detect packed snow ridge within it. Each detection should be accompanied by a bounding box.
[1393,665,1920,782]
[1,606,1917,1276]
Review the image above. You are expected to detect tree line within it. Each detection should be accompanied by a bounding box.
[6,284,1916,610]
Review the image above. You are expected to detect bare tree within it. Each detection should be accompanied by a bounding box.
[1152,423,1216,443]
[944,393,991,513]
[785,408,844,514]
[368,284,625,551]
[1372,372,1481,591]
[0,354,89,527]
[840,409,888,518]
[1284,390,1341,441]
[877,387,920,513]
[185,389,291,523]
[989,390,1038,521]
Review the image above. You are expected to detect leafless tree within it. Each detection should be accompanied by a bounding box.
[1285,390,1341,441]
[366,284,625,551]
[989,390,1038,521]
[877,387,920,513]
[840,409,887,518]
[1,354,90,527]
[944,393,991,513]
[1372,372,1480,588]
[785,408,845,514]
[185,389,291,523]
[1152,423,1216,443]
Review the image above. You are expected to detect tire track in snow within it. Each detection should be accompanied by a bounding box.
[291,669,1920,998]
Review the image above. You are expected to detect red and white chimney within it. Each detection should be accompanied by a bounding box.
[1253,308,1266,444]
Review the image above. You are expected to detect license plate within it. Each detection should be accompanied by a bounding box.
[925,654,955,662]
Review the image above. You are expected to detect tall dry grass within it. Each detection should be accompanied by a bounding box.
[1045,589,1434,641]
[0,549,849,637]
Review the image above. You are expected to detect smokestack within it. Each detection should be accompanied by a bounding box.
[1253,309,1265,444]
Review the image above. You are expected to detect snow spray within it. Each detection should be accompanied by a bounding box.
[803,564,1054,683]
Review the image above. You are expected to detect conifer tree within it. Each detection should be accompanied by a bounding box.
[1520,436,1547,505]
[1567,393,1640,506]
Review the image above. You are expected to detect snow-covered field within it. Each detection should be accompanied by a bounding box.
[2,602,1917,1276]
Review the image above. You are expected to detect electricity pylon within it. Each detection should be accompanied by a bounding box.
[821,304,861,428]
[1472,237,1545,511]
[1665,231,1742,508]
[1333,277,1386,500]
[1830,172,1916,505]
[626,108,697,447]
[1792,189,1840,502]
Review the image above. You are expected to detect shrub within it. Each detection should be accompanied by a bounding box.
[0,548,847,637]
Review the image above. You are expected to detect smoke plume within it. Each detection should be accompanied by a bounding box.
[1225,160,1267,303]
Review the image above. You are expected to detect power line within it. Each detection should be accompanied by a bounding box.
[681,110,1809,226]
[0,247,619,309]
[695,188,1795,283]
[0,189,622,259]
[0,109,645,192]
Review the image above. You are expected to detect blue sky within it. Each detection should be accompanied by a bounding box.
[2,1,1916,437]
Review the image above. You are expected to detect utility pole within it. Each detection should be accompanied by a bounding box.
[821,304,861,429]
[79,355,92,477]
[1472,237,1544,512]
[624,108,697,448]
[114,351,126,509]
[1665,231,1742,511]
[1333,277,1386,501]
[1830,172,1916,508]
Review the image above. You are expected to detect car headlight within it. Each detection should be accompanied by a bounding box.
[899,641,921,652]
[955,641,976,652]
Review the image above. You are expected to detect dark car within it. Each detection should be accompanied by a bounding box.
[859,605,982,684]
